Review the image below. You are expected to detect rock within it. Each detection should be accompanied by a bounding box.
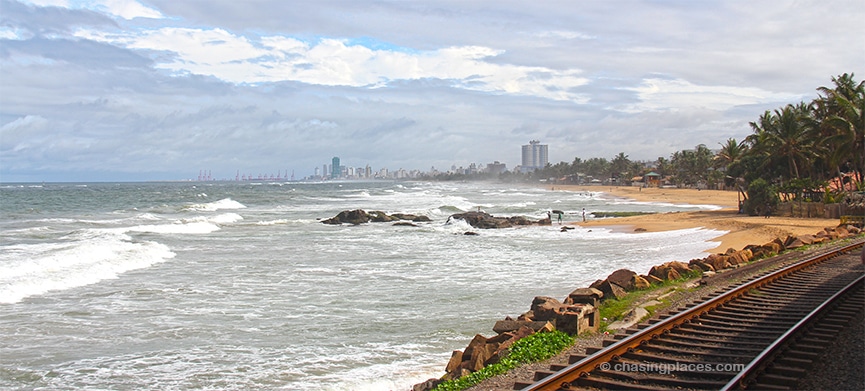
[729,249,753,265]
[368,210,397,222]
[449,211,546,229]
[689,260,715,272]
[785,235,809,249]
[645,274,664,285]
[706,254,731,271]
[444,350,463,373]
[391,213,432,222]
[554,305,599,335]
[567,287,604,307]
[462,334,488,361]
[632,274,651,290]
[450,211,513,229]
[321,209,370,225]
[392,222,418,227]
[606,269,639,291]
[413,378,442,391]
[493,320,552,334]
[530,296,565,321]
[666,268,681,280]
[464,231,479,235]
[538,322,556,333]
[590,280,627,301]
[668,261,691,275]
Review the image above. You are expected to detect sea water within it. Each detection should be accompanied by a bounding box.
[0,181,724,390]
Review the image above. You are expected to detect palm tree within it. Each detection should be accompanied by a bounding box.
[816,73,865,188]
[747,103,815,184]
[715,138,749,193]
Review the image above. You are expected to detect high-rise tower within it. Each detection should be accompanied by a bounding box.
[520,140,548,173]
[331,157,341,179]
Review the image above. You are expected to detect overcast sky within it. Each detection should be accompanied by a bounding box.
[1,0,863,182]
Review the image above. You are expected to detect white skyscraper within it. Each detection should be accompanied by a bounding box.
[521,140,548,173]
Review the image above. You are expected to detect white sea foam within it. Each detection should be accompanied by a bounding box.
[185,198,247,211]
[0,230,175,304]
[125,221,221,234]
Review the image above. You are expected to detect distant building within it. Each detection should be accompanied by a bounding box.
[487,161,507,175]
[520,140,548,173]
[331,157,340,179]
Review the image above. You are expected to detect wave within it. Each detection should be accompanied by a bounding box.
[125,221,221,235]
[0,230,176,304]
[184,198,247,212]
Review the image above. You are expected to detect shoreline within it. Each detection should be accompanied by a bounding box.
[552,185,839,253]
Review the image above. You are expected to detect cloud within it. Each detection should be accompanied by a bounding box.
[1,0,863,182]
[73,27,590,102]
[619,78,805,113]
[21,0,163,19]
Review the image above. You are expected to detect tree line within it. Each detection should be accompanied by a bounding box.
[507,73,863,213]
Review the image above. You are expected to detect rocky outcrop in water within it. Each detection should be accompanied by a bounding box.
[449,211,549,229]
[320,209,431,225]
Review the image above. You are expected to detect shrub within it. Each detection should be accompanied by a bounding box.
[433,330,574,391]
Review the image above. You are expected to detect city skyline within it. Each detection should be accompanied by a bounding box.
[1,1,863,182]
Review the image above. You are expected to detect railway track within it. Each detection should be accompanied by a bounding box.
[517,240,865,391]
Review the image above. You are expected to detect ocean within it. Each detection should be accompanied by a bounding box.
[0,181,724,390]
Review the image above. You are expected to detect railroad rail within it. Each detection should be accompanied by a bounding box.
[519,240,865,391]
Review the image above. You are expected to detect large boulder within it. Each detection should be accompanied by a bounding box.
[391,213,432,222]
[451,211,513,228]
[605,269,639,291]
[449,211,546,229]
[321,209,370,225]
[590,279,627,301]
[566,287,604,307]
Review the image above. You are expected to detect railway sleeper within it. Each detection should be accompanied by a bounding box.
[590,368,730,389]
[625,348,751,364]
[650,336,767,352]
[707,309,811,323]
[753,373,801,388]
[571,375,681,391]
[636,346,756,363]
[609,357,738,380]
[774,356,813,368]
[621,351,738,366]
[781,349,820,360]
[762,363,808,378]
[735,296,815,307]
[675,323,783,340]
[693,316,797,330]
[662,330,769,343]
[758,285,847,298]
[667,329,778,344]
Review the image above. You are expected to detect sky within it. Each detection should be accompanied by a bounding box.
[1,0,863,182]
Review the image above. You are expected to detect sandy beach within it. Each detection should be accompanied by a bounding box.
[554,185,840,253]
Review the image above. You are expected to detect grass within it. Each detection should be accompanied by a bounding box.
[597,269,702,332]
[433,330,574,391]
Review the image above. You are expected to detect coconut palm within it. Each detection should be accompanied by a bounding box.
[746,103,815,183]
[816,73,865,188]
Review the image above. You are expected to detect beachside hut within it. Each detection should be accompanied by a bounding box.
[643,172,661,187]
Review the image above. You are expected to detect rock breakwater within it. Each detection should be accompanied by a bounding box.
[413,224,863,391]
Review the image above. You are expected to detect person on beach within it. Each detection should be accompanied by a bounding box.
[558,212,563,224]
[582,208,586,222]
